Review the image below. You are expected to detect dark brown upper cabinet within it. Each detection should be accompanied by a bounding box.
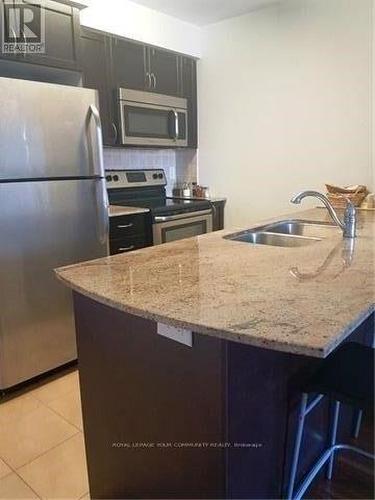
[39,0,81,70]
[148,47,179,96]
[110,40,180,96]
[181,56,198,147]
[79,27,198,149]
[111,37,147,90]
[0,0,13,60]
[181,56,196,97]
[0,0,81,70]
[0,0,31,61]
[80,27,116,146]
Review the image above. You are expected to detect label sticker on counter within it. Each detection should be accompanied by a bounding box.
[157,323,193,347]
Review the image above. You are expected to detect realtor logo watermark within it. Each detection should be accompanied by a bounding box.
[2,0,45,55]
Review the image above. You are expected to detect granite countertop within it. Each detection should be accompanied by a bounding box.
[109,205,150,217]
[56,208,374,358]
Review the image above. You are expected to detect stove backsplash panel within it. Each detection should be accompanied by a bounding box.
[103,148,197,195]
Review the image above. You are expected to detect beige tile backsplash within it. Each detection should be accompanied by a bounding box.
[104,148,197,194]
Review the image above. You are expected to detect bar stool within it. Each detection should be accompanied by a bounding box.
[287,342,374,500]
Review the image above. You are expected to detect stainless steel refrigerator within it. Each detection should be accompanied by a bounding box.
[0,77,109,390]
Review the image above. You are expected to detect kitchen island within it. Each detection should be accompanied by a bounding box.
[56,208,374,499]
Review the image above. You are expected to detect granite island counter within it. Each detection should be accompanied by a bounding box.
[56,208,374,499]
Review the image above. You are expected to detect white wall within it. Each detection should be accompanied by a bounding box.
[198,0,373,227]
[80,0,202,57]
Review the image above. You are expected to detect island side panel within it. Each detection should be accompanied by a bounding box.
[225,341,321,499]
[73,293,227,499]
[226,342,285,498]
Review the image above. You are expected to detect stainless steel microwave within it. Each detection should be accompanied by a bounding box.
[117,88,188,147]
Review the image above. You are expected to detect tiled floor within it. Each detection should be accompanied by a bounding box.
[0,370,89,499]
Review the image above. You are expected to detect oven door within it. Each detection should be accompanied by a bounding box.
[153,210,213,245]
[119,101,188,147]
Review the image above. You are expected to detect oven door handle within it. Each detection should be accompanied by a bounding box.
[154,209,212,223]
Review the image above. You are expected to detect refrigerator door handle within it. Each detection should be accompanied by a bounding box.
[88,104,105,178]
[88,105,109,249]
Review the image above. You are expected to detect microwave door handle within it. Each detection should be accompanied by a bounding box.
[168,110,179,140]
[173,110,179,140]
[88,105,110,248]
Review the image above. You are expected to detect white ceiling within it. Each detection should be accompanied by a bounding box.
[130,0,280,26]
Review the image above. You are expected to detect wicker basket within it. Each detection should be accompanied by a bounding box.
[325,184,368,208]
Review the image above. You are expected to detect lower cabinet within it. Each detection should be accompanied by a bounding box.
[109,213,152,255]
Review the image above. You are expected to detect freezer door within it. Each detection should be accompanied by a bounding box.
[0,179,108,389]
[0,77,101,180]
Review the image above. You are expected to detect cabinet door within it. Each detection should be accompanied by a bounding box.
[109,213,153,255]
[19,0,81,70]
[149,47,179,96]
[80,28,116,146]
[0,0,23,60]
[212,201,226,231]
[111,37,147,90]
[181,56,198,148]
[42,1,80,69]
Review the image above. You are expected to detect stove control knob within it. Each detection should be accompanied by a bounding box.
[106,175,112,182]
[158,173,163,179]
[113,175,119,182]
[153,173,158,179]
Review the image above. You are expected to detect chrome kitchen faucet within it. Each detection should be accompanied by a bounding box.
[291,190,357,239]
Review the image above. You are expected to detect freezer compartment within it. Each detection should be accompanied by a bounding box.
[0,179,108,389]
[0,77,101,181]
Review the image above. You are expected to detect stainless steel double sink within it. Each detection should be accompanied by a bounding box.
[225,220,340,248]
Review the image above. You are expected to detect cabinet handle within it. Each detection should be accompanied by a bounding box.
[117,223,134,229]
[146,72,152,88]
[151,73,157,89]
[112,122,118,143]
[118,245,135,252]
